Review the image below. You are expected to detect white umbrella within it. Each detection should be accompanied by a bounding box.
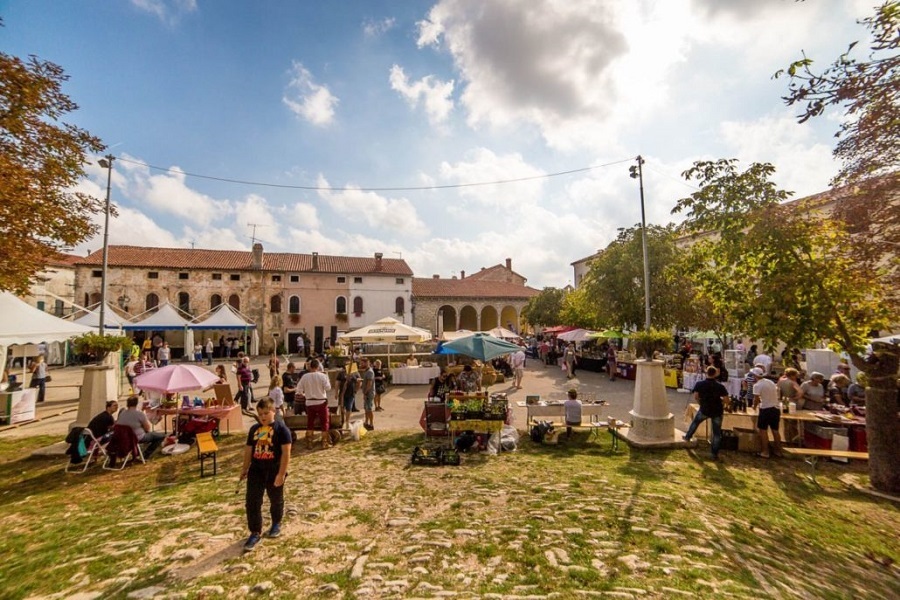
[442,329,474,341]
[484,327,521,340]
[558,328,595,342]
[338,316,432,366]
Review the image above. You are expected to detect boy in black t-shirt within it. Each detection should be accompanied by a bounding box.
[240,397,292,551]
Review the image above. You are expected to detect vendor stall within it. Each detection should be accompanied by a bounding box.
[391,365,440,385]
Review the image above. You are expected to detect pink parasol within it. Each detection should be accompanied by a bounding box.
[133,364,220,393]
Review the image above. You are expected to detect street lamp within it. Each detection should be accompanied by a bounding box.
[97,155,115,335]
[629,155,651,331]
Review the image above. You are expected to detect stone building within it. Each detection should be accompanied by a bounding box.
[24,253,81,316]
[73,244,413,355]
[412,258,540,336]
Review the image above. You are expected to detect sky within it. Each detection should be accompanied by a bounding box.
[1,0,877,289]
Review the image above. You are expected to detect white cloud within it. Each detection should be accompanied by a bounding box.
[315,175,429,235]
[719,115,837,197]
[130,0,196,25]
[117,159,223,226]
[389,65,455,126]
[438,148,545,209]
[287,228,344,256]
[283,62,339,126]
[363,17,396,37]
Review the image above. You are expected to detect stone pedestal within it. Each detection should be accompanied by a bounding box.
[621,359,691,449]
[70,365,117,430]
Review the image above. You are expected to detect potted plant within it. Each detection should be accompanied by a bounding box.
[71,333,131,364]
[629,329,672,361]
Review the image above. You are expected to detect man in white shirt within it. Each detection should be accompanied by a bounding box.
[205,338,214,365]
[511,348,526,389]
[297,358,332,449]
[563,388,582,440]
[754,351,773,376]
[752,368,782,459]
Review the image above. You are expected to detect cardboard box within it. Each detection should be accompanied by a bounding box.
[734,427,761,453]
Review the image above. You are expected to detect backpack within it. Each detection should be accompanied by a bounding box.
[530,421,554,443]
[251,368,260,383]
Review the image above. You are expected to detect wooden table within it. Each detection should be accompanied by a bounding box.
[526,403,607,426]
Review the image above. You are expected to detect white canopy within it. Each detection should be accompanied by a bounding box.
[190,303,256,329]
[0,292,93,372]
[442,329,474,341]
[123,303,192,331]
[558,328,595,342]
[483,327,521,340]
[71,303,131,329]
[338,316,432,343]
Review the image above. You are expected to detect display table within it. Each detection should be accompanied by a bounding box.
[526,403,608,426]
[391,365,440,385]
[680,373,741,396]
[145,404,238,435]
[0,388,38,425]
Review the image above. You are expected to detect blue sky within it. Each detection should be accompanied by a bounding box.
[1,0,873,288]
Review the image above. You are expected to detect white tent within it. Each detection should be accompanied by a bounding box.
[0,292,93,376]
[484,327,521,340]
[190,304,258,356]
[558,328,596,342]
[71,303,131,330]
[122,303,192,331]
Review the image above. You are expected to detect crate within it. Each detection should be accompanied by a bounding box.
[720,430,739,451]
[849,427,868,452]
[803,425,844,450]
[734,427,761,453]
[411,446,442,466]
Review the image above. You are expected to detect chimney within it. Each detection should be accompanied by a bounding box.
[312,252,319,271]
[375,252,383,271]
[251,243,263,270]
[460,270,465,279]
[505,257,512,270]
[433,274,440,279]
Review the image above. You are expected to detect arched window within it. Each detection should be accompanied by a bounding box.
[88,292,102,307]
[178,292,190,313]
[228,294,240,311]
[146,293,159,311]
[395,297,405,315]
[288,295,300,314]
[353,296,364,316]
[210,294,222,310]
[335,296,347,315]
[270,295,282,313]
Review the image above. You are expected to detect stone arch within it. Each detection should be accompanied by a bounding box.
[210,294,222,310]
[437,305,457,333]
[146,293,159,311]
[480,305,499,330]
[228,294,240,311]
[459,305,479,331]
[500,306,519,332]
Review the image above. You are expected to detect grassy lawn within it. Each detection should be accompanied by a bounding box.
[0,431,897,599]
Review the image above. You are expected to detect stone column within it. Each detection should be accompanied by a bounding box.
[71,365,117,430]
[620,359,690,449]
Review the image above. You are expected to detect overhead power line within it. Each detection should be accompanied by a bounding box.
[114,156,636,192]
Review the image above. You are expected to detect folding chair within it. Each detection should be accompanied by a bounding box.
[65,429,110,473]
[103,424,146,470]
[424,401,450,441]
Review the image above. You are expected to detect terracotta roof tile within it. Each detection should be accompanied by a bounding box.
[463,264,527,281]
[412,277,539,299]
[74,246,413,276]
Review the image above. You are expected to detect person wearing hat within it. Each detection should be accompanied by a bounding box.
[800,372,827,410]
[682,365,729,461]
[752,367,782,458]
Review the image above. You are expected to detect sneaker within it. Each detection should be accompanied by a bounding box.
[682,435,691,442]
[363,423,374,431]
[267,523,281,538]
[243,533,261,551]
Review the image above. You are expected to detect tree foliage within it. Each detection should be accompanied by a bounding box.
[521,287,566,328]
[0,49,105,293]
[574,223,696,332]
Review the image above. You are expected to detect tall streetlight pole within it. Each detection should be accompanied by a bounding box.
[97,155,115,335]
[629,155,651,331]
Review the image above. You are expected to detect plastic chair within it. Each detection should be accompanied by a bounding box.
[65,429,110,473]
[103,424,146,470]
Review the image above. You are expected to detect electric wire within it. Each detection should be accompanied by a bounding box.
[114,155,636,192]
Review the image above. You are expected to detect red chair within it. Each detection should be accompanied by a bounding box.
[103,424,146,470]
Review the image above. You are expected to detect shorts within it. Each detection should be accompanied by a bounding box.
[757,406,781,431]
[306,402,329,431]
[342,394,355,412]
[363,393,375,412]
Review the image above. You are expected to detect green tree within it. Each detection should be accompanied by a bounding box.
[575,224,695,332]
[0,46,105,293]
[675,159,899,493]
[776,1,900,493]
[559,286,601,330]
[521,287,566,329]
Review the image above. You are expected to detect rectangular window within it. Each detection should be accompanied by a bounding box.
[271,275,281,282]
[354,277,363,284]
[148,271,159,279]
[212,273,222,280]
[396,278,405,284]
[92,270,102,278]
[337,276,346,283]
[230,274,241,281]
[290,275,299,283]
[179,272,189,280]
